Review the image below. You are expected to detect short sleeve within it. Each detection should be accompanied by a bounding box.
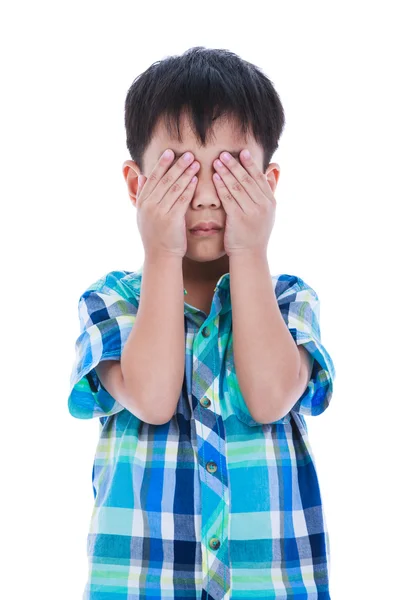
[68,272,139,419]
[275,274,336,419]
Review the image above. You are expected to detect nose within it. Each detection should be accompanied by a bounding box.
[190,171,222,208]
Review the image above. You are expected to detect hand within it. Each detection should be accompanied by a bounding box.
[212,149,276,257]
[136,150,200,259]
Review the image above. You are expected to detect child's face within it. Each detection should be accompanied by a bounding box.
[123,112,278,264]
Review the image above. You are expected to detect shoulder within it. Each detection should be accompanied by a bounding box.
[272,273,319,302]
[79,269,142,302]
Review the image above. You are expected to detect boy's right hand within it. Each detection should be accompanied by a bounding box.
[135,149,200,259]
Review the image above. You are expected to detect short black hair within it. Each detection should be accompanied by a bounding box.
[124,46,286,173]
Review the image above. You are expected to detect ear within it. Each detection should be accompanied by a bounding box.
[122,160,141,206]
[265,163,280,194]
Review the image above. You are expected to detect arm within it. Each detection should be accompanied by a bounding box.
[119,253,185,425]
[230,252,311,424]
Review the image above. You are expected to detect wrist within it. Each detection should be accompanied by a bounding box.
[228,249,268,263]
[144,252,183,265]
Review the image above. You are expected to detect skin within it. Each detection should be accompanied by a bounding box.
[122,112,280,312]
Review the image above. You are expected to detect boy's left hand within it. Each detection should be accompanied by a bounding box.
[213,149,276,257]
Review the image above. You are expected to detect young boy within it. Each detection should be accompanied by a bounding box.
[69,47,336,600]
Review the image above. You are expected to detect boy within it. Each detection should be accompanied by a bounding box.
[69,47,336,599]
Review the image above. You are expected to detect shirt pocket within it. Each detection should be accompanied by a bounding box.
[223,336,290,427]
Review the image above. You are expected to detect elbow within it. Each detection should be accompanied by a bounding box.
[130,391,177,426]
[129,397,175,426]
[143,414,173,426]
[248,385,298,425]
[146,406,175,426]
[121,375,177,426]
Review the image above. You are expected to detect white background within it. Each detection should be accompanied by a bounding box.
[2,1,399,598]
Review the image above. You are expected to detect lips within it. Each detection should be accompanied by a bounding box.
[189,220,223,231]
[192,227,221,231]
[190,228,222,237]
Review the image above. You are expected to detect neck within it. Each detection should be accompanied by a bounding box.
[182,254,230,284]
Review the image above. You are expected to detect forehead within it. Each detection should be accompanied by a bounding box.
[145,112,260,165]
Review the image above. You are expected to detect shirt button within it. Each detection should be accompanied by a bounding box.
[206,461,217,474]
[209,537,220,551]
[200,397,211,408]
[202,326,211,337]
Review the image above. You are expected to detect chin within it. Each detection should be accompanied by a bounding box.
[184,250,227,262]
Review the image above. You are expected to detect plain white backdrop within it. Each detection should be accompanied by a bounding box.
[2,1,399,598]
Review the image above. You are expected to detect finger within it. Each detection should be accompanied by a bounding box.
[136,149,173,207]
[213,172,241,216]
[136,175,145,198]
[219,151,270,204]
[170,175,198,220]
[213,158,253,210]
[162,161,200,214]
[137,150,198,208]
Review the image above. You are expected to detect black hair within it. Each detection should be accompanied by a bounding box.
[124,46,286,173]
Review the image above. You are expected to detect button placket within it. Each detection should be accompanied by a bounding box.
[209,536,221,550]
[200,397,211,408]
[206,461,217,474]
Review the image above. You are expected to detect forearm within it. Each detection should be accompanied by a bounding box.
[121,253,185,425]
[230,251,301,423]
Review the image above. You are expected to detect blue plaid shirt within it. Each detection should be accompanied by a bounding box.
[69,266,336,599]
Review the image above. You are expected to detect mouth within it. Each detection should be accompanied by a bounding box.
[189,228,223,236]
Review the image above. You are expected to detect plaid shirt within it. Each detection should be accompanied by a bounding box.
[69,266,336,599]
